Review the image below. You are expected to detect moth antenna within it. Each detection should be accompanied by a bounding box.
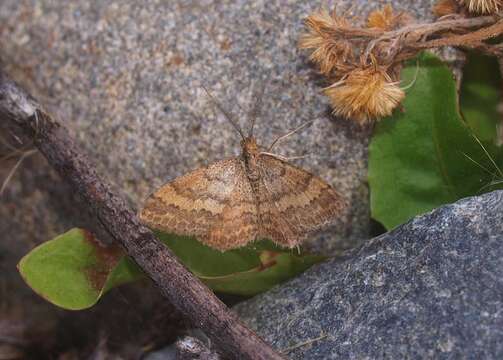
[202,85,245,140]
[247,81,266,137]
[267,120,315,152]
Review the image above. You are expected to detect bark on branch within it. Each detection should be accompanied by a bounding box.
[0,70,284,360]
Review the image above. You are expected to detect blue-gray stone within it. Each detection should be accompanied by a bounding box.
[235,191,503,359]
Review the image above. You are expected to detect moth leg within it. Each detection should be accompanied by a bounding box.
[259,152,311,162]
[267,120,314,152]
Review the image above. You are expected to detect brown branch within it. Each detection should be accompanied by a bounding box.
[0,70,284,360]
[376,14,497,42]
[329,15,497,43]
[414,19,503,48]
[457,42,503,56]
[364,15,500,64]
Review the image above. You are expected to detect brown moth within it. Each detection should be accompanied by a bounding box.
[140,87,347,251]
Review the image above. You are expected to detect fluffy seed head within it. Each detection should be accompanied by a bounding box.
[324,67,405,123]
[367,5,413,30]
[458,0,502,13]
[299,9,353,75]
[367,5,398,30]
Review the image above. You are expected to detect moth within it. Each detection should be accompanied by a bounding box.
[140,87,347,251]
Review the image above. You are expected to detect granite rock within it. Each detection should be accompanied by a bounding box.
[235,191,503,359]
[0,0,466,356]
[144,334,220,360]
[0,0,447,255]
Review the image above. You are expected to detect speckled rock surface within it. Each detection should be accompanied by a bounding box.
[0,0,462,356]
[235,191,503,359]
[0,0,444,255]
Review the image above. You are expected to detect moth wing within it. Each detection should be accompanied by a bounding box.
[257,154,347,248]
[140,158,259,251]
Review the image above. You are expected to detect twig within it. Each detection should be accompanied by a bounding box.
[414,19,503,49]
[0,70,284,360]
[281,333,327,354]
[363,15,500,64]
[372,14,496,43]
[0,149,37,197]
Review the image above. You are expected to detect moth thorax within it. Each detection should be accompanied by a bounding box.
[241,137,259,154]
[241,137,260,181]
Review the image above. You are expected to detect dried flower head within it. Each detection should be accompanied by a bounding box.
[433,0,462,16]
[367,5,400,30]
[299,8,353,75]
[324,67,405,123]
[458,0,502,13]
[300,4,502,123]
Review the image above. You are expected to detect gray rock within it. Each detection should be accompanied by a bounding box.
[0,0,467,355]
[144,334,220,360]
[0,0,447,255]
[144,344,177,360]
[235,191,503,359]
[176,336,220,360]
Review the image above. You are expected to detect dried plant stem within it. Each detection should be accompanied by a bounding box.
[364,15,501,64]
[468,42,503,56]
[0,70,284,360]
[0,134,21,152]
[414,19,503,49]
[324,16,499,61]
[281,333,328,354]
[0,149,36,197]
[373,15,496,43]
[301,4,503,120]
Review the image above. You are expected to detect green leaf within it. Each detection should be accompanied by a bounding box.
[460,52,501,142]
[151,232,324,295]
[155,232,262,277]
[17,228,143,310]
[369,52,503,230]
[202,251,324,296]
[18,228,324,310]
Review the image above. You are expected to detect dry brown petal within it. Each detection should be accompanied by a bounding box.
[458,0,502,14]
[367,5,413,31]
[303,8,349,33]
[433,0,463,16]
[324,67,404,123]
[367,5,397,30]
